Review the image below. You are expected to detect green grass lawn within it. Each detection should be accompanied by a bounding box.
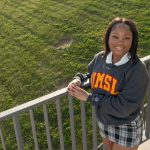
[0,0,150,108]
[0,0,150,149]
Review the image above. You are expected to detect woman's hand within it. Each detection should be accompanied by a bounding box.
[67,79,81,91]
[67,85,89,101]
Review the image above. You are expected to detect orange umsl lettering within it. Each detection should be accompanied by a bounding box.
[94,73,105,89]
[91,72,119,95]
[103,74,112,92]
[110,78,119,95]
[91,72,97,88]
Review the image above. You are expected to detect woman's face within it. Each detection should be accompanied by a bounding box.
[108,23,133,60]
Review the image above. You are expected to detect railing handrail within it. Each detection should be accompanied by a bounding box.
[0,55,150,121]
[141,55,150,63]
[0,88,67,121]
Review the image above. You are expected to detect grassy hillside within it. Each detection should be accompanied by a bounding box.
[0,0,150,149]
[0,0,150,110]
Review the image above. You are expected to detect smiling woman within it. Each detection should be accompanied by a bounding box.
[0,0,150,149]
[67,17,149,150]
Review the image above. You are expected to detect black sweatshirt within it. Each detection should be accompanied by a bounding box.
[75,52,149,125]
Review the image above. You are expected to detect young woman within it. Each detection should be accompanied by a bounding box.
[67,17,149,150]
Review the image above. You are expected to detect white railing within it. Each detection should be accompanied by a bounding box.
[0,55,150,150]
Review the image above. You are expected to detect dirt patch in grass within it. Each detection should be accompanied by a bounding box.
[54,36,73,49]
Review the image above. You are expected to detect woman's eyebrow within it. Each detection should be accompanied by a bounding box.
[111,32,132,36]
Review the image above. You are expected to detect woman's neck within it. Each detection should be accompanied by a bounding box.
[112,56,122,64]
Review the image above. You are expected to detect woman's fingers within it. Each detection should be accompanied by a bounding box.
[73,86,82,91]
[68,86,88,100]
[67,83,76,91]
[67,79,81,91]
[68,90,78,99]
[68,87,79,96]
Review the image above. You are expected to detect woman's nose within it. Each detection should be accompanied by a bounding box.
[118,38,124,45]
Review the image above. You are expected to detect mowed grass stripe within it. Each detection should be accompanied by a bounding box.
[0,35,84,104]
[2,15,64,102]
[0,0,103,57]
[0,9,61,46]
[0,1,75,38]
[0,12,69,62]
[0,3,91,47]
[0,2,80,33]
[0,0,116,33]
[0,36,60,104]
[0,35,39,82]
[0,0,78,23]
[0,14,51,54]
[0,29,62,73]
[0,11,88,74]
[0,30,65,71]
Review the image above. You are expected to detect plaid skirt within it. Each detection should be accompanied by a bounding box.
[97,115,143,147]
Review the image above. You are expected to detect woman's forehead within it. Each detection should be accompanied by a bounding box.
[111,23,132,34]
[112,23,131,31]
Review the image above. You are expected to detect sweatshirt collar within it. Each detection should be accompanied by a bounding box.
[106,51,131,66]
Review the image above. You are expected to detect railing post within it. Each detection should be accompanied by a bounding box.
[92,107,97,150]
[13,115,24,150]
[56,98,65,150]
[80,101,87,150]
[68,95,77,150]
[29,110,39,150]
[43,104,53,150]
[145,63,150,138]
[103,144,108,150]
[0,127,6,150]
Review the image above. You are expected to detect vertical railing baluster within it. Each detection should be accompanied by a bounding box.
[29,110,39,150]
[0,126,6,150]
[68,95,77,150]
[146,62,150,138]
[13,115,24,150]
[80,101,87,150]
[92,107,97,150]
[103,144,107,150]
[43,104,53,150]
[56,98,65,150]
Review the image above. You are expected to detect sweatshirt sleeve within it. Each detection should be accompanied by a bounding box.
[87,62,149,118]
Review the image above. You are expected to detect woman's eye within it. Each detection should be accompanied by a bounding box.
[112,35,118,39]
[124,37,130,40]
